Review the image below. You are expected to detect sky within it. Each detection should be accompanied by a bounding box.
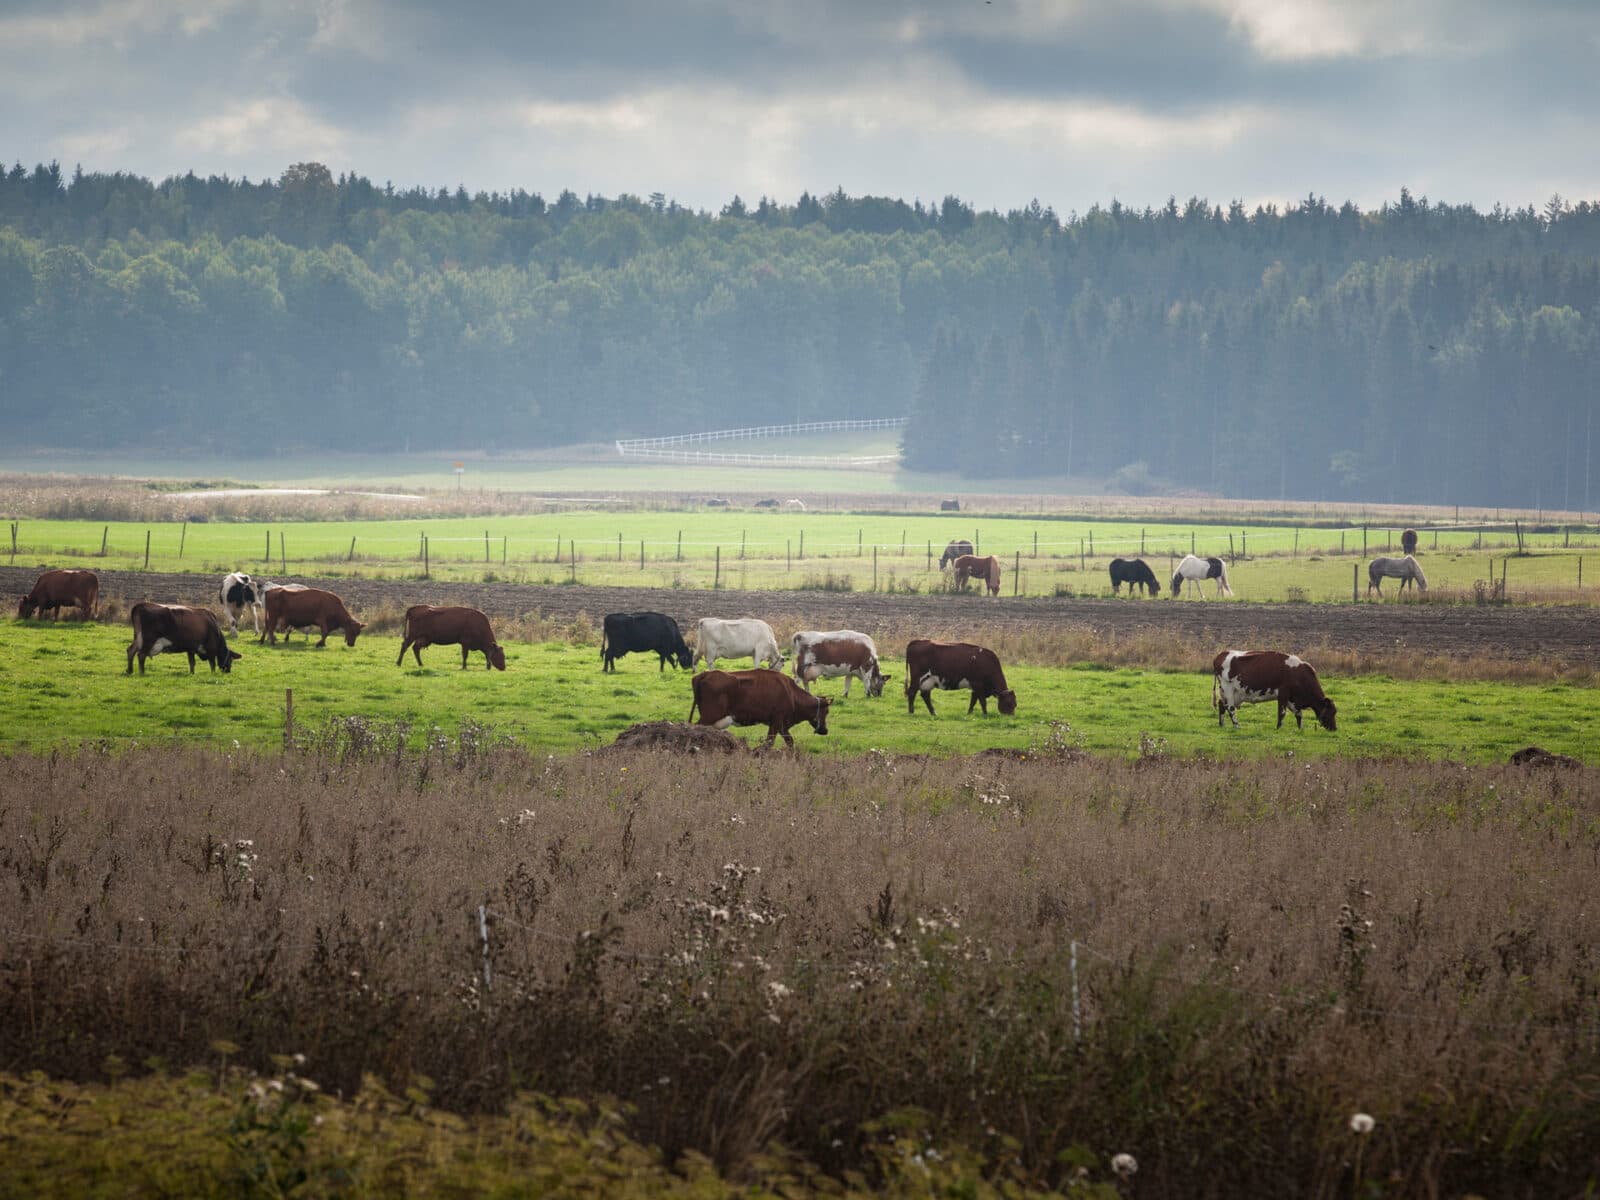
[3,0,1598,217]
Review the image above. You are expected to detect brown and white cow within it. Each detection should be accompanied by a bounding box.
[689,668,831,748]
[126,602,241,675]
[904,639,1017,716]
[17,569,99,620]
[261,586,364,647]
[791,630,888,697]
[397,605,506,670]
[1212,649,1337,731]
[952,554,1001,596]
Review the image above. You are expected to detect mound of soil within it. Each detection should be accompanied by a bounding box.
[606,721,744,755]
[1509,745,1581,769]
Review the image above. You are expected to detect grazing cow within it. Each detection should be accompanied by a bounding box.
[706,498,730,508]
[126,602,240,675]
[218,572,271,635]
[694,617,783,671]
[904,639,1017,716]
[791,630,889,697]
[1401,528,1419,556]
[1212,649,1337,731]
[755,498,779,509]
[398,605,505,670]
[939,539,975,569]
[689,668,831,748]
[1109,558,1160,597]
[952,554,1001,596]
[1368,555,1428,597]
[940,499,961,512]
[784,498,807,511]
[602,611,694,672]
[261,586,364,647]
[17,568,98,620]
[1172,554,1233,599]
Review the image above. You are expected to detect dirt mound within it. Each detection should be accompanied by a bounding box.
[605,721,744,755]
[1509,745,1582,769]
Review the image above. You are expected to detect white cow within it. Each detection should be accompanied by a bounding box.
[791,630,888,697]
[694,617,783,671]
[218,572,274,635]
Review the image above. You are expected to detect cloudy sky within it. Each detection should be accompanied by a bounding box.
[4,0,1598,216]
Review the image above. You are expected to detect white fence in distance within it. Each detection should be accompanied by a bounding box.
[616,417,907,468]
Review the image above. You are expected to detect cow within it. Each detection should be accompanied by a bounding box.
[218,572,271,635]
[1401,528,1419,556]
[904,639,1017,716]
[602,611,693,672]
[791,630,889,697]
[755,498,779,509]
[1109,558,1161,597]
[784,498,807,511]
[126,602,241,675]
[1212,649,1337,731]
[940,499,961,512]
[694,617,783,671]
[398,605,506,670]
[689,668,831,748]
[939,539,975,569]
[261,586,364,647]
[17,569,98,620]
[952,554,1001,596]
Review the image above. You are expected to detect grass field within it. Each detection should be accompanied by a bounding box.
[7,510,1598,603]
[1,618,1588,761]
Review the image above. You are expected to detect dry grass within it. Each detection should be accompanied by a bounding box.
[2,739,1596,1194]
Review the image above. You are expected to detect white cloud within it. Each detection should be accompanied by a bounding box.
[175,97,347,162]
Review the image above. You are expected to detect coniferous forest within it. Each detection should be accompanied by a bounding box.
[2,160,1598,507]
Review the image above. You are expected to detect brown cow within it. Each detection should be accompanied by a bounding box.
[126,602,241,675]
[904,639,1017,716]
[1212,649,1337,731]
[791,630,888,697]
[261,586,364,647]
[398,605,506,670]
[952,554,1001,596]
[689,668,831,748]
[17,569,99,620]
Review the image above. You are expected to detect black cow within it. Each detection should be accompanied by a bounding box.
[1109,558,1161,597]
[602,611,693,672]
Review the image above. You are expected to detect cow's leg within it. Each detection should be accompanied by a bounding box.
[187,651,197,673]
[397,638,412,666]
[315,622,330,648]
[777,725,795,748]
[1227,706,1240,729]
[461,646,470,669]
[126,642,136,675]
[138,653,147,675]
[921,688,937,716]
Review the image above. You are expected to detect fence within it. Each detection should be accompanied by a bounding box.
[615,417,907,467]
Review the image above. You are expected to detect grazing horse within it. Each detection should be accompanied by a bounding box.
[1367,555,1428,597]
[1109,557,1160,597]
[1401,528,1418,556]
[952,554,1001,596]
[939,539,975,569]
[1172,554,1232,599]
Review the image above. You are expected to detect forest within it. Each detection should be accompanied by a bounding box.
[1,159,1598,507]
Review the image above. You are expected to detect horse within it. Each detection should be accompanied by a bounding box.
[939,539,975,569]
[1401,528,1418,556]
[1172,554,1232,599]
[1367,555,1427,597]
[952,554,1001,596]
[1109,557,1160,597]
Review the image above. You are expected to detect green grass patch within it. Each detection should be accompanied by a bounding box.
[1,619,1587,763]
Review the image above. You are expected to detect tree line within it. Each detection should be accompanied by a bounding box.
[2,160,1597,507]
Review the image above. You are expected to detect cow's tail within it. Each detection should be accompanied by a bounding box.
[1212,671,1221,711]
[1217,559,1233,596]
[688,673,702,722]
[600,623,609,663]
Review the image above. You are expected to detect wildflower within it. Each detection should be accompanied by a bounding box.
[1112,1153,1138,1178]
[1350,1112,1375,1135]
[766,981,791,1001]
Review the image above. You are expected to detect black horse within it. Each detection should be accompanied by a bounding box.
[1109,557,1161,597]
[939,539,975,569]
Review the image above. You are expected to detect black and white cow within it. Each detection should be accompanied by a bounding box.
[219,572,272,635]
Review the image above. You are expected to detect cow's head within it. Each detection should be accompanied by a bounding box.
[216,648,243,673]
[811,695,832,735]
[996,689,1018,716]
[1314,697,1337,731]
[489,644,507,671]
[866,663,889,697]
[342,620,365,647]
[17,596,36,619]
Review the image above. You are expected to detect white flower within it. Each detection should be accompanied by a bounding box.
[1350,1112,1375,1135]
[1112,1152,1138,1177]
[766,981,791,1001]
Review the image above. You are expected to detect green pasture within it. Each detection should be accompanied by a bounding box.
[1,618,1588,763]
[5,510,1597,602]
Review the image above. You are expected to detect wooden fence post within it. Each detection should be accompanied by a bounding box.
[1241,532,1247,559]
[715,545,721,590]
[144,530,151,570]
[799,530,804,560]
[555,535,561,563]
[873,546,878,591]
[677,531,682,562]
[1088,530,1093,557]
[1362,525,1368,556]
[1191,531,1195,555]
[570,541,576,583]
[1033,530,1038,558]
[280,532,286,572]
[502,536,507,565]
[484,530,490,562]
[741,530,746,560]
[348,536,357,562]
[179,522,187,559]
[640,540,645,570]
[1140,529,1145,555]
[266,530,272,564]
[424,536,430,579]
[1341,530,1345,554]
[927,541,932,570]
[1293,528,1298,557]
[1013,550,1020,597]
[1353,562,1358,603]
[858,529,863,557]
[100,526,108,556]
[284,689,294,750]
[618,532,623,562]
[1579,557,1583,588]
[1228,532,1235,563]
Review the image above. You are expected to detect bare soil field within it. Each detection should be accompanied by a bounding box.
[6,564,1596,668]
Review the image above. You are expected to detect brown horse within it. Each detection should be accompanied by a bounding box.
[952,554,1001,596]
[1401,528,1418,556]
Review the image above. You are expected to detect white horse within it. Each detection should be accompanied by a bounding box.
[1171,554,1232,599]
[1367,555,1428,597]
